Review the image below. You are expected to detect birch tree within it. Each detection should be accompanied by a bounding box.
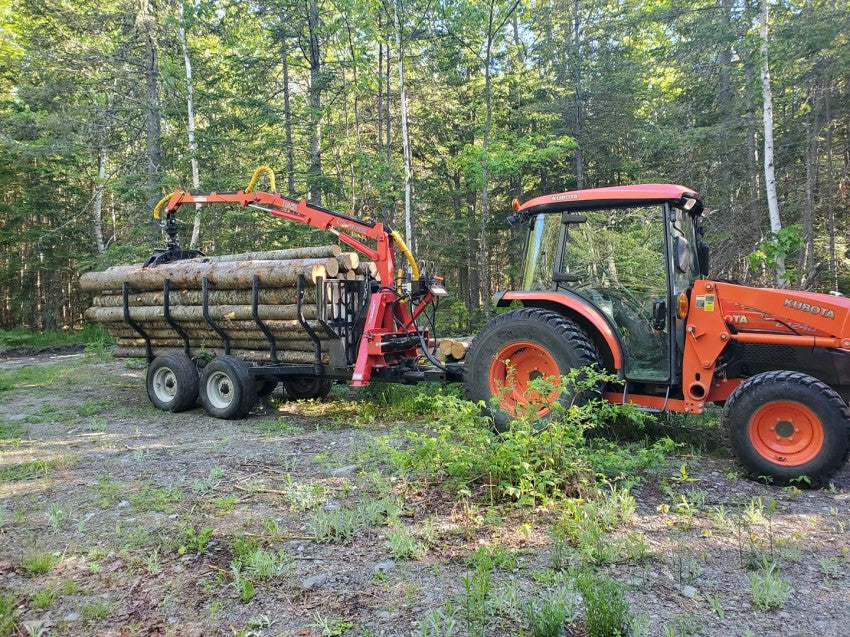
[179,1,203,249]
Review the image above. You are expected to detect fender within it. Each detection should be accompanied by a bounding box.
[494,290,624,371]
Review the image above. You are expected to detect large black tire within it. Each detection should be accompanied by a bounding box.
[721,371,850,487]
[146,353,199,412]
[199,356,257,419]
[282,378,333,401]
[464,308,600,431]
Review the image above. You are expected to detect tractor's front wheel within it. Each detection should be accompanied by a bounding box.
[464,308,600,431]
[721,371,850,487]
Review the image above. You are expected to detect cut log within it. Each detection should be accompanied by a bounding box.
[86,304,318,323]
[79,258,335,292]
[115,337,326,351]
[107,328,328,342]
[450,339,471,360]
[438,339,455,357]
[92,288,317,307]
[337,252,360,271]
[190,246,340,262]
[112,346,328,364]
[99,318,324,333]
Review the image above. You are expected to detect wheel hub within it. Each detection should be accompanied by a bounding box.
[488,341,560,418]
[748,401,823,466]
[152,367,178,401]
[206,371,235,409]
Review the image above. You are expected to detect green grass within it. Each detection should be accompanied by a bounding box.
[0,593,18,637]
[81,598,116,623]
[0,419,27,441]
[21,551,59,576]
[0,456,79,483]
[0,364,79,394]
[0,325,112,350]
[129,483,183,513]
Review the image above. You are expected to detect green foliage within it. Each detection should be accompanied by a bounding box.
[577,573,630,637]
[21,552,59,576]
[380,369,664,505]
[0,594,19,637]
[129,483,183,513]
[523,579,581,637]
[749,562,791,610]
[177,524,214,556]
[747,225,804,275]
[0,325,111,349]
[387,527,429,560]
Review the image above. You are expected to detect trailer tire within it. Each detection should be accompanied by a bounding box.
[465,308,600,431]
[199,356,257,419]
[282,378,332,401]
[146,354,198,412]
[721,371,850,487]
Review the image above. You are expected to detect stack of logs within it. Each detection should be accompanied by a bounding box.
[438,337,473,361]
[80,246,376,364]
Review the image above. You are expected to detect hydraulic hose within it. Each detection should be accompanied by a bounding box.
[245,165,277,193]
[153,192,178,220]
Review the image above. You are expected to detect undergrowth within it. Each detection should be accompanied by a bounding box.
[377,368,672,506]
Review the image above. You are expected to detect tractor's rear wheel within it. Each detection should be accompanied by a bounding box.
[721,371,850,487]
[199,356,257,419]
[464,308,600,431]
[146,353,198,412]
[282,378,332,401]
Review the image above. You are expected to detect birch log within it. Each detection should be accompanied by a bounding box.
[111,346,327,364]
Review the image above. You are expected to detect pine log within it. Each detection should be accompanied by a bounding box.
[115,337,326,351]
[85,304,319,323]
[79,258,335,292]
[92,288,317,307]
[107,328,330,342]
[99,318,324,333]
[450,339,472,360]
[190,246,340,262]
[438,339,455,357]
[337,252,360,271]
[353,262,379,278]
[111,346,328,364]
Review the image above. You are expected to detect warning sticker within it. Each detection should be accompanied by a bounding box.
[695,295,716,311]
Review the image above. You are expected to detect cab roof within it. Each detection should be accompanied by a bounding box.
[517,184,700,215]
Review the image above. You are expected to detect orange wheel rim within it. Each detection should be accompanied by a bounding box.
[748,401,824,467]
[488,341,560,418]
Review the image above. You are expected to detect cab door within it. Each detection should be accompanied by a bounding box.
[559,205,672,382]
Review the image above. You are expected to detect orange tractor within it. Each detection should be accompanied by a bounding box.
[144,175,848,486]
[467,183,850,487]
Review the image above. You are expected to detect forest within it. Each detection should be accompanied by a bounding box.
[0,0,848,333]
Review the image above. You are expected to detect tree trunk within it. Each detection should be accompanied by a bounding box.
[306,0,322,205]
[393,0,413,251]
[825,89,837,291]
[93,144,107,254]
[138,0,162,232]
[572,0,583,188]
[179,2,203,249]
[759,0,783,284]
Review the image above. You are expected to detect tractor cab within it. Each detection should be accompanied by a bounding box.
[507,184,705,385]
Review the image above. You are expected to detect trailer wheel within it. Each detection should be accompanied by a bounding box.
[465,308,600,431]
[282,378,332,401]
[146,354,198,412]
[199,356,257,419]
[721,371,850,487]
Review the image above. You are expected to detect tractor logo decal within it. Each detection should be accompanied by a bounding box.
[783,298,835,319]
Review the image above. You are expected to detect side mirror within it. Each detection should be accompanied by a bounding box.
[561,213,588,225]
[697,241,710,277]
[652,299,667,331]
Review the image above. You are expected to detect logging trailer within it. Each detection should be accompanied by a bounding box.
[100,169,850,486]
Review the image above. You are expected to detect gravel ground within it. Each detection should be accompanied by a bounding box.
[0,352,848,636]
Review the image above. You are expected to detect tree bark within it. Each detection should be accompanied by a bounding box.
[393,0,413,250]
[179,2,203,249]
[306,0,322,205]
[93,144,107,254]
[281,30,295,194]
[79,258,335,291]
[759,0,783,284]
[572,0,583,188]
[138,0,162,231]
[111,346,326,364]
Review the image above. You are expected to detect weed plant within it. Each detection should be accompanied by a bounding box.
[749,561,790,610]
[577,572,631,637]
[379,368,670,505]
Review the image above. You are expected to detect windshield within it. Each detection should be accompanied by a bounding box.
[521,213,562,290]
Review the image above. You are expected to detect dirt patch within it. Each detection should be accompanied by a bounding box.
[1,354,849,636]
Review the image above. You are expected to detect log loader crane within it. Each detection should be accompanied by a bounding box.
[128,170,849,486]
